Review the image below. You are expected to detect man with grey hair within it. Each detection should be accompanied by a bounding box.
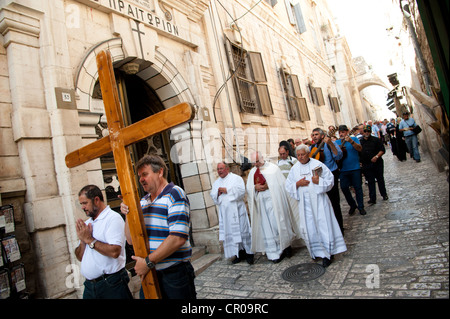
[120,154,196,299]
[286,145,347,267]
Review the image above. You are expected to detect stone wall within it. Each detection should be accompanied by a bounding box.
[0,13,36,297]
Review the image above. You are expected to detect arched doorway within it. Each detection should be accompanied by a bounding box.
[92,66,188,272]
[75,39,219,256]
[75,39,196,210]
[95,70,184,210]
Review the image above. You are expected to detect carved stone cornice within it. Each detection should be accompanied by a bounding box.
[160,0,209,22]
[0,7,40,48]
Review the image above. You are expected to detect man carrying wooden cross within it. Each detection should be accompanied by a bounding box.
[65,49,196,298]
[120,155,197,299]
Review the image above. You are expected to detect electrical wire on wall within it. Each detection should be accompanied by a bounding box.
[212,0,259,123]
[209,0,263,169]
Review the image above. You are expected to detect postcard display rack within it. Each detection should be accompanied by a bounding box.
[0,205,28,299]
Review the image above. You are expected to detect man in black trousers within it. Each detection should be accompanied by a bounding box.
[360,125,389,204]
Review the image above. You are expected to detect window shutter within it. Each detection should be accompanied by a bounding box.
[290,74,302,97]
[224,37,237,73]
[293,3,307,34]
[224,39,271,117]
[307,84,317,104]
[315,105,323,125]
[331,97,340,112]
[248,51,267,82]
[285,0,296,25]
[256,84,273,116]
[315,87,325,106]
[290,74,304,120]
[279,69,294,120]
[279,68,288,92]
[298,97,310,121]
[224,38,245,112]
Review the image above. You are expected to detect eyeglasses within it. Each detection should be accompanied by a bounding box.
[363,130,371,132]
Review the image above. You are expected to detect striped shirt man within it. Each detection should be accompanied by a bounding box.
[141,182,192,270]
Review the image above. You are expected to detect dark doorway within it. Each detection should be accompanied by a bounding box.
[116,71,184,195]
[95,68,186,273]
[98,70,184,209]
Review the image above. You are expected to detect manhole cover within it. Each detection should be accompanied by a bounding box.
[281,263,325,282]
[385,209,421,220]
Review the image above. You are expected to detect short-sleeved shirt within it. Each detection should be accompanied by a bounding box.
[399,118,416,137]
[141,182,192,270]
[80,206,126,280]
[309,142,343,172]
[335,137,361,172]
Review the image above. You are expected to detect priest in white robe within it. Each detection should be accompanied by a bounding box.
[210,162,253,264]
[285,145,347,267]
[247,151,298,263]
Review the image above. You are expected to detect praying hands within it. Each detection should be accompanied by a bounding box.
[218,187,227,196]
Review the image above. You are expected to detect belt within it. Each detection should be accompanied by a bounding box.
[87,268,125,283]
[157,261,189,274]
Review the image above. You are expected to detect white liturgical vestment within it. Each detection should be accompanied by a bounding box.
[285,158,347,259]
[210,172,252,259]
[247,161,298,260]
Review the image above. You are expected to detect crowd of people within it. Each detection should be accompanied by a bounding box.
[211,111,422,274]
[73,112,421,299]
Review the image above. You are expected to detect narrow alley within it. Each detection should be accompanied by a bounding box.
[194,147,449,299]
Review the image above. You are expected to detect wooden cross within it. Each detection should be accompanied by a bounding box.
[66,50,195,299]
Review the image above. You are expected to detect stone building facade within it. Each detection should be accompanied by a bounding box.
[0,0,363,298]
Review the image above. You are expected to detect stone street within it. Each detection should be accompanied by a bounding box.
[194,147,449,299]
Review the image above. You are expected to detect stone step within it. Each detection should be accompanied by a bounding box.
[191,246,206,262]
[192,253,221,276]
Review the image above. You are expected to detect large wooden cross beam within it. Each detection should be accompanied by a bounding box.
[66,50,195,299]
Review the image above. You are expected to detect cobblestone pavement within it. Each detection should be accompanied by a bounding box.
[194,148,449,299]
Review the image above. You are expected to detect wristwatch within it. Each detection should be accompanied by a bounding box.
[89,239,97,249]
[145,256,155,269]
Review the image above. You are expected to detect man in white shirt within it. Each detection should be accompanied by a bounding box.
[210,162,253,264]
[75,184,132,299]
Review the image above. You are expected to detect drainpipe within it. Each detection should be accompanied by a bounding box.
[400,1,432,96]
